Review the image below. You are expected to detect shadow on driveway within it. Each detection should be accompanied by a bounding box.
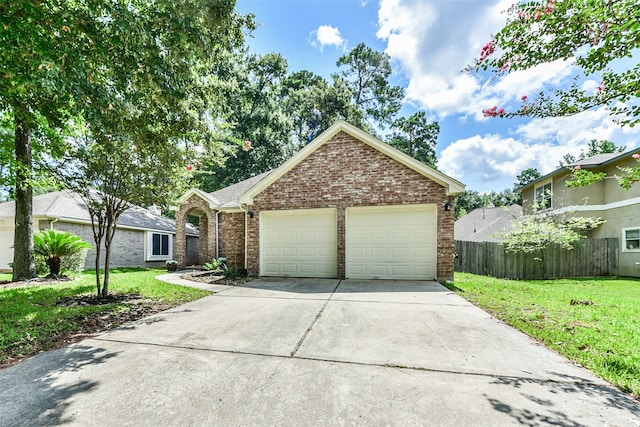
[0,344,119,427]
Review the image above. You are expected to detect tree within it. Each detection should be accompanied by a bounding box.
[387,112,439,168]
[61,131,199,297]
[197,52,293,191]
[498,212,605,276]
[455,188,522,219]
[514,168,542,189]
[33,229,92,277]
[472,1,640,190]
[0,0,252,280]
[281,70,352,147]
[334,43,405,130]
[559,139,626,166]
[473,0,639,127]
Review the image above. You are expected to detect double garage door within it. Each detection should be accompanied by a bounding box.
[260,205,437,280]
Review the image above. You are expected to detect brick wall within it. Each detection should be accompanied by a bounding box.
[48,221,171,269]
[218,212,245,270]
[246,131,456,281]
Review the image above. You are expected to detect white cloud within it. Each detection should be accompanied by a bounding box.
[376,0,579,119]
[374,0,639,191]
[311,25,346,51]
[440,108,640,191]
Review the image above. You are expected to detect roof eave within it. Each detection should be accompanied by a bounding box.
[176,188,221,210]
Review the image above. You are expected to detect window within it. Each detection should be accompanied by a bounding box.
[623,228,640,252]
[147,232,172,260]
[534,182,552,210]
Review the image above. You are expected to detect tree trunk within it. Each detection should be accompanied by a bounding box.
[12,111,36,281]
[94,243,102,296]
[102,219,117,298]
[48,256,62,276]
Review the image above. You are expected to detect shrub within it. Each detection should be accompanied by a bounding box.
[204,257,227,272]
[34,230,93,276]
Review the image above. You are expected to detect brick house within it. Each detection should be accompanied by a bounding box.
[175,121,465,282]
[0,190,199,272]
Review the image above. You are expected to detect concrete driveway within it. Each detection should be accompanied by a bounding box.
[1,278,639,426]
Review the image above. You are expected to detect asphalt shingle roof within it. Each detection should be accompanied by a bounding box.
[455,205,522,242]
[208,170,272,208]
[0,190,197,235]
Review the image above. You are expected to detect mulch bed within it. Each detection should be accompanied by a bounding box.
[180,270,253,286]
[0,277,175,370]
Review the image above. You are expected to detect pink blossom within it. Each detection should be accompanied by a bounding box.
[534,11,542,20]
[575,165,582,170]
[632,153,640,160]
[482,105,506,118]
[186,164,194,171]
[521,95,528,102]
[479,40,495,61]
[545,0,554,14]
[242,140,252,151]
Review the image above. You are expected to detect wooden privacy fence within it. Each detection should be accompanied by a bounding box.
[455,238,618,280]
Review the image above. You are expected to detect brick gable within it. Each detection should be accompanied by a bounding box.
[246,131,455,281]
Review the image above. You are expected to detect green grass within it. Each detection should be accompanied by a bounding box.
[0,274,11,282]
[0,268,210,367]
[450,273,640,398]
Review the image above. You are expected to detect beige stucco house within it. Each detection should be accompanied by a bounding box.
[175,121,465,282]
[519,148,640,277]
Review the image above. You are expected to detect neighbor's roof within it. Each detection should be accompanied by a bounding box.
[455,205,522,243]
[239,120,465,205]
[518,147,640,192]
[0,190,197,235]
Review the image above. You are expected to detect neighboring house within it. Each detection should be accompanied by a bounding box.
[176,121,465,282]
[518,148,640,277]
[455,205,522,242]
[0,190,199,272]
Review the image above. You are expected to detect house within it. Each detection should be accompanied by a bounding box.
[518,148,640,277]
[455,205,522,242]
[0,190,199,272]
[175,121,465,282]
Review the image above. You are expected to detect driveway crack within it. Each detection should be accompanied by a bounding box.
[289,280,341,357]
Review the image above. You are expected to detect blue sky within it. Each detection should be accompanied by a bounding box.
[235,0,639,192]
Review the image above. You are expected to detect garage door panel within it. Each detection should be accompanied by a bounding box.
[346,205,437,280]
[261,208,337,278]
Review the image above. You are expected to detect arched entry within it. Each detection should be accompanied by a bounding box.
[175,193,217,267]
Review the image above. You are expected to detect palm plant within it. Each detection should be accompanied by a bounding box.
[33,230,93,276]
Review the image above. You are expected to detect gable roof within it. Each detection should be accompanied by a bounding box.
[177,171,273,211]
[455,205,522,242]
[239,120,465,205]
[0,190,197,235]
[519,147,640,192]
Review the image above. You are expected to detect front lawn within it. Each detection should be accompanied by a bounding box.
[450,273,640,398]
[0,269,210,368]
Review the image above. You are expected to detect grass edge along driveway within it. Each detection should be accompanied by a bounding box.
[449,273,640,400]
[0,268,210,369]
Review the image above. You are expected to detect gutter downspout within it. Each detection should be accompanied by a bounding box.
[240,204,249,270]
[215,210,220,259]
[49,217,59,230]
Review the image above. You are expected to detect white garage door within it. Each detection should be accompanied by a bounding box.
[0,228,14,271]
[261,208,337,278]
[346,205,437,280]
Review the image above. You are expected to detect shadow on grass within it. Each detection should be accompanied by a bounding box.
[485,371,640,426]
[0,344,119,427]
